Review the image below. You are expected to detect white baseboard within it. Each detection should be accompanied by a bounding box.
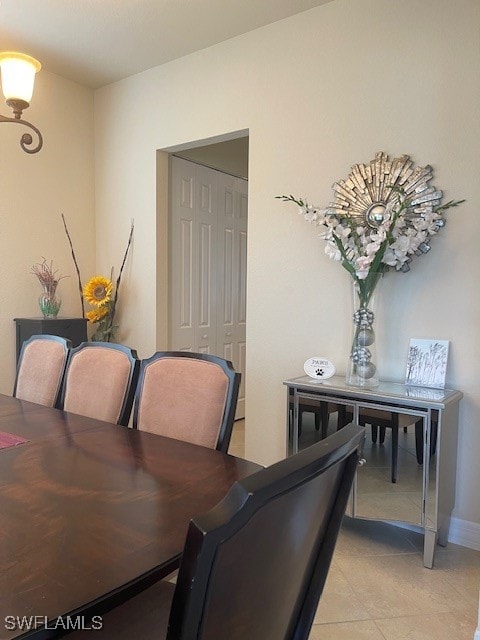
[448,517,480,551]
[381,516,480,551]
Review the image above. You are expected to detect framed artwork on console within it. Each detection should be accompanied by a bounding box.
[405,338,450,389]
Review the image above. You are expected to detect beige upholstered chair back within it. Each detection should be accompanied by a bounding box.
[62,343,139,426]
[134,353,239,451]
[14,335,70,407]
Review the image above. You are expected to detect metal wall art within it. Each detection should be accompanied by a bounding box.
[279,151,464,388]
[329,151,444,234]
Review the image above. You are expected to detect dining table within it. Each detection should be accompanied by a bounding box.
[0,394,261,639]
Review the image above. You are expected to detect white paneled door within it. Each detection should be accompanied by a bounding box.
[170,157,247,418]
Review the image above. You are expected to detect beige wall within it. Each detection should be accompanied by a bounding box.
[94,0,480,525]
[0,70,95,390]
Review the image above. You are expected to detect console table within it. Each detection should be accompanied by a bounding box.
[14,317,88,363]
[284,375,463,568]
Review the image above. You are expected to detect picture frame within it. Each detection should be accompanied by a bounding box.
[405,338,450,389]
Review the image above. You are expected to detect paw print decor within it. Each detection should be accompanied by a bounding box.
[303,358,335,381]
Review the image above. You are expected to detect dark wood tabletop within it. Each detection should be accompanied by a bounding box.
[0,394,261,639]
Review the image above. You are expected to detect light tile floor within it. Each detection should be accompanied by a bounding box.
[228,419,480,640]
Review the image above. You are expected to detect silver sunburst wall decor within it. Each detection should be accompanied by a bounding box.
[328,151,444,271]
[278,152,464,387]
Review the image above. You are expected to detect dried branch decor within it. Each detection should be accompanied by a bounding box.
[61,215,134,342]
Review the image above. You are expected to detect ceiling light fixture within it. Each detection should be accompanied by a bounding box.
[0,51,43,154]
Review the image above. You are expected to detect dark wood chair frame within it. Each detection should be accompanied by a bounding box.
[133,351,241,453]
[60,341,140,427]
[167,422,365,640]
[13,334,72,409]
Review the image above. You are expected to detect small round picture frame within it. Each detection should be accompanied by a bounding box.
[303,357,335,380]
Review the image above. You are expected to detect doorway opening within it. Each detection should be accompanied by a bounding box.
[156,130,249,420]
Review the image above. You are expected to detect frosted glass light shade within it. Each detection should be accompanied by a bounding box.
[0,52,41,104]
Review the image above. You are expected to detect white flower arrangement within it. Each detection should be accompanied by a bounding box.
[280,191,462,301]
[278,153,464,308]
[278,152,464,386]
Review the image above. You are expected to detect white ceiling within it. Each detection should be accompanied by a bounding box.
[0,0,333,89]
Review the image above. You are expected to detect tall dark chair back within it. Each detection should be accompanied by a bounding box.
[133,351,240,452]
[169,423,364,640]
[61,342,140,426]
[67,423,364,640]
[13,334,71,408]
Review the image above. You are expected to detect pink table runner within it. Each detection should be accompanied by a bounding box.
[0,431,29,450]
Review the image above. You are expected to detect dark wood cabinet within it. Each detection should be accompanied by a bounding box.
[14,317,88,363]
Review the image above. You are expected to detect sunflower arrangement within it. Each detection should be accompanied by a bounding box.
[83,275,116,341]
[62,215,134,342]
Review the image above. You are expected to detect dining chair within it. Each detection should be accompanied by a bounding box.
[288,396,350,444]
[133,351,240,452]
[60,341,140,426]
[296,403,413,484]
[69,422,365,640]
[369,410,438,466]
[357,408,438,483]
[13,334,71,408]
[288,389,323,437]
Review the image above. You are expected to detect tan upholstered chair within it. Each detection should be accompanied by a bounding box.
[61,342,140,426]
[13,334,71,408]
[133,352,240,452]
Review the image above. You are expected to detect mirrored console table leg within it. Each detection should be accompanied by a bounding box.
[474,591,480,640]
[437,526,449,548]
[424,530,438,569]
